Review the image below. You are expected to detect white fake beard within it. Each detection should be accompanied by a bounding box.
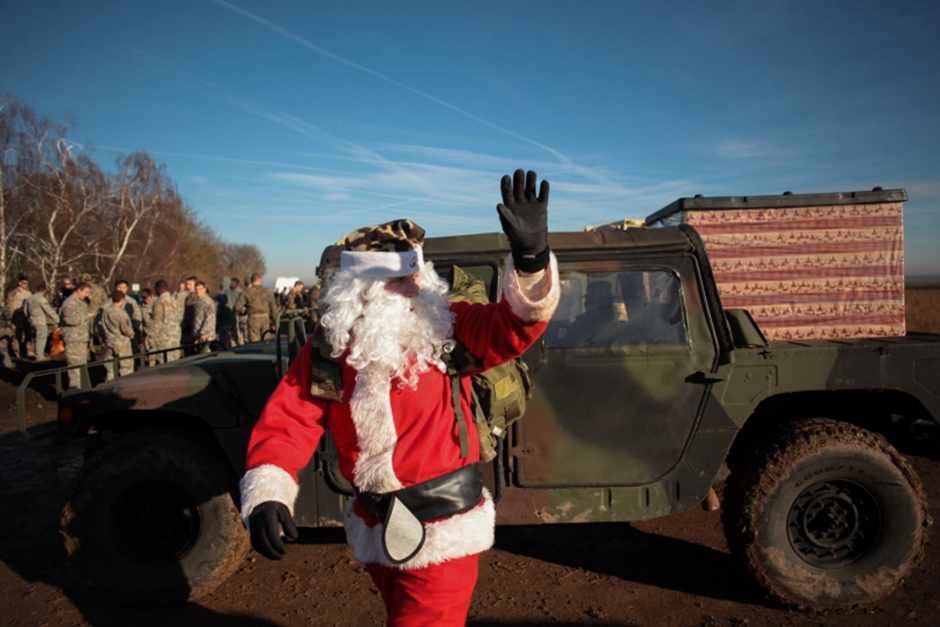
[320,265,456,493]
[321,265,455,387]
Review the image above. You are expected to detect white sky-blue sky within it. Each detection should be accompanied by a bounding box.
[3,0,939,283]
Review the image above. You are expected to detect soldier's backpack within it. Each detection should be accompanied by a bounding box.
[444,265,533,463]
[306,265,533,463]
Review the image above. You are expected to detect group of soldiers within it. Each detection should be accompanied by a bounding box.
[3,272,320,388]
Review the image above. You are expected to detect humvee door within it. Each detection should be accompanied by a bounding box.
[515,255,717,486]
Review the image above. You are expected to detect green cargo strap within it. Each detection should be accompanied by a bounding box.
[451,374,470,459]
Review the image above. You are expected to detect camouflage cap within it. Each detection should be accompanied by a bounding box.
[338,219,426,278]
[338,219,425,252]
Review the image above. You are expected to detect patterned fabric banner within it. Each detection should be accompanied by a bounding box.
[678,203,905,340]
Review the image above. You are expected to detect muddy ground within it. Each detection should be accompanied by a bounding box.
[1,361,939,627]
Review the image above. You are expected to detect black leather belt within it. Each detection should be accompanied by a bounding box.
[355,463,483,523]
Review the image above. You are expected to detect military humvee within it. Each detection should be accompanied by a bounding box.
[57,192,935,610]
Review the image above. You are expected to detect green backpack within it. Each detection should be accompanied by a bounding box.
[306,265,533,463]
[444,265,533,463]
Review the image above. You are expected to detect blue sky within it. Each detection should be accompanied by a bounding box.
[2,0,939,283]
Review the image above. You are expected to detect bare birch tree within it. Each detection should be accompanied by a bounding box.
[2,94,269,296]
[19,135,106,289]
[0,95,35,292]
[98,151,181,286]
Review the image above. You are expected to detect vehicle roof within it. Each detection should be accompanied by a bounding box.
[320,225,698,270]
[646,188,907,224]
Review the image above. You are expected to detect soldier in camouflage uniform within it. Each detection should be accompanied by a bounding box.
[191,281,217,353]
[114,279,143,346]
[139,288,155,365]
[25,284,59,360]
[59,283,93,389]
[151,280,180,364]
[174,280,187,308]
[285,280,305,311]
[230,277,245,346]
[101,290,135,382]
[180,276,197,355]
[5,276,31,358]
[81,274,109,314]
[234,273,277,343]
[216,276,237,349]
[80,273,109,356]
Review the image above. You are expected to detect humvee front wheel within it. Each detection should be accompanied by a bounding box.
[61,428,249,605]
[722,418,928,609]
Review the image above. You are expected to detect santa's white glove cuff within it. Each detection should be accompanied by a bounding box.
[239,464,299,526]
[503,253,560,323]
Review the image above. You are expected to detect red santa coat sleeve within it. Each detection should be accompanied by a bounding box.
[450,252,560,370]
[239,338,327,522]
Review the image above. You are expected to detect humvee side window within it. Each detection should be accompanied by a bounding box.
[545,270,686,347]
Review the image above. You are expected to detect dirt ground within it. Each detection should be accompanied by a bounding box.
[1,361,939,627]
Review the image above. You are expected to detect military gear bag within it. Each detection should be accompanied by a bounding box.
[444,265,533,462]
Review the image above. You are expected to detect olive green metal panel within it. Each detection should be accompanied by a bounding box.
[59,348,282,439]
[513,255,718,486]
[710,334,940,428]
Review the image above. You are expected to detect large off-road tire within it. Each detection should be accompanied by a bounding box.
[61,428,250,605]
[722,418,929,610]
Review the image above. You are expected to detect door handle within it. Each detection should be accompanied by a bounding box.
[690,370,729,384]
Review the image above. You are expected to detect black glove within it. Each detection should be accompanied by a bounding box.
[496,169,550,273]
[247,501,298,560]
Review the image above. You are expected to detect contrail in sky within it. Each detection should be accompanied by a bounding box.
[126,45,453,205]
[209,0,616,186]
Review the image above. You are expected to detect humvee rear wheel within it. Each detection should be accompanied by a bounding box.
[61,428,250,605]
[721,418,928,610]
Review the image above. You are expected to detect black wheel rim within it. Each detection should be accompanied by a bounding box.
[109,480,201,566]
[787,478,882,569]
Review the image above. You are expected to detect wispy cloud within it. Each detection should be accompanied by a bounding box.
[713,140,789,159]
[267,158,698,235]
[127,32,691,243]
[208,0,621,188]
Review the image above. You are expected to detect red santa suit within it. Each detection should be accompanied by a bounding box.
[239,255,558,625]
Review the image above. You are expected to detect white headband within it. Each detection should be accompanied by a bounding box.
[339,246,423,278]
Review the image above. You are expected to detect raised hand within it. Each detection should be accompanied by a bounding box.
[496,169,550,273]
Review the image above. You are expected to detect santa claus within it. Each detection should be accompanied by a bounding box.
[239,170,559,626]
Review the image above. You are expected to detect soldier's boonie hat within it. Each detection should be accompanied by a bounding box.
[338,219,426,278]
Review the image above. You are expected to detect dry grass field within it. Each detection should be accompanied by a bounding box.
[906,287,940,333]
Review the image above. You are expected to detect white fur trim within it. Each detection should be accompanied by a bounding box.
[343,488,496,569]
[349,373,406,494]
[239,464,299,525]
[503,253,560,323]
[340,247,423,278]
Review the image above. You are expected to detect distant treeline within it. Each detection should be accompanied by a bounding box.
[0,93,265,293]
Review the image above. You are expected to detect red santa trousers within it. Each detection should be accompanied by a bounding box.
[366,553,480,627]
